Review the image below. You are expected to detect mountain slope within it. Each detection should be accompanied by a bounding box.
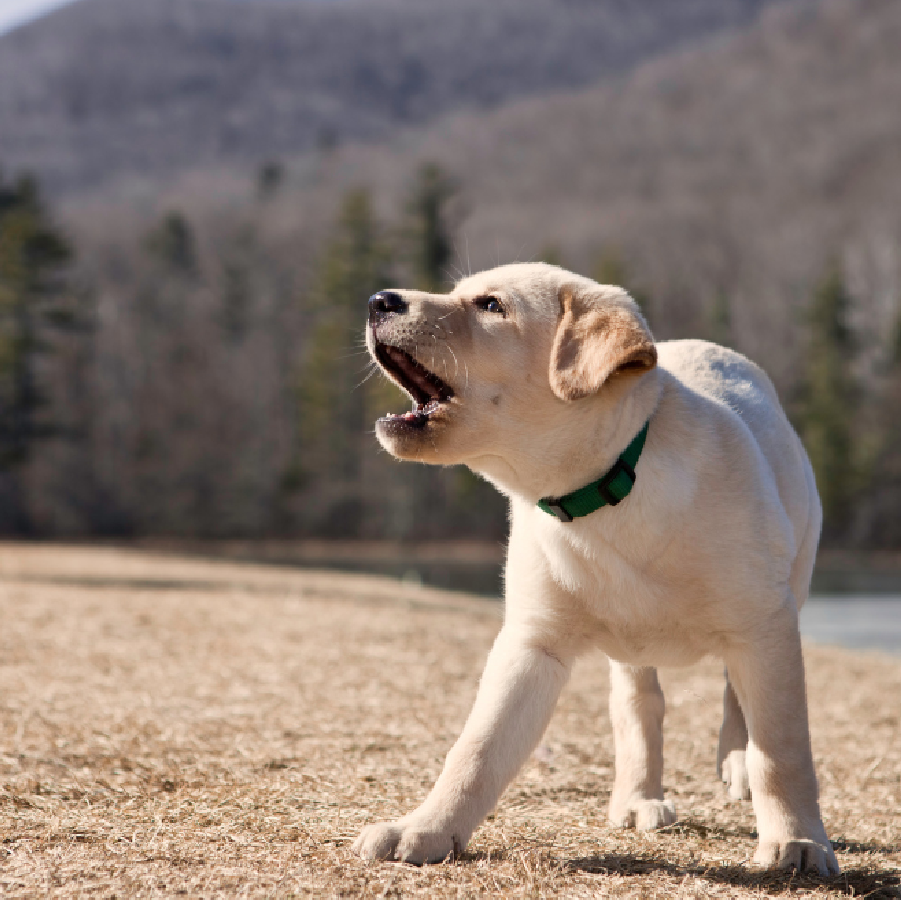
[0,0,789,193]
[107,0,899,396]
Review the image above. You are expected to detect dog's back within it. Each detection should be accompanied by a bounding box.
[657,339,822,608]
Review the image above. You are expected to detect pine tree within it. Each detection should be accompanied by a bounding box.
[145,211,197,277]
[296,189,393,533]
[593,248,653,324]
[397,164,507,537]
[538,244,565,267]
[403,163,459,292]
[709,290,732,348]
[257,161,284,202]
[0,172,72,470]
[798,264,857,533]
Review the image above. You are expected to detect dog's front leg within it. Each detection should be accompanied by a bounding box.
[607,662,676,830]
[725,604,839,875]
[353,624,570,864]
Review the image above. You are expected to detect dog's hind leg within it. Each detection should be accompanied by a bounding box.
[724,602,838,874]
[607,661,676,830]
[717,670,751,800]
[718,446,820,804]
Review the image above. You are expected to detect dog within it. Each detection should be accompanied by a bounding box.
[354,263,839,875]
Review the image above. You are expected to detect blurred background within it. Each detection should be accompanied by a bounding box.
[1,0,901,613]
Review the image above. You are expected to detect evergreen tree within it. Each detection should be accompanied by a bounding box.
[398,164,506,537]
[0,172,72,470]
[257,161,284,201]
[593,249,628,288]
[403,163,459,292]
[218,225,259,343]
[538,244,565,267]
[798,264,857,533]
[296,189,393,533]
[709,290,732,348]
[145,211,197,277]
[851,301,901,546]
[593,248,653,324]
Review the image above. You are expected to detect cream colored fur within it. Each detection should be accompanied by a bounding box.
[354,263,839,875]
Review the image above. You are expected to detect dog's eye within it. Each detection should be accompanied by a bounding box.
[473,296,505,316]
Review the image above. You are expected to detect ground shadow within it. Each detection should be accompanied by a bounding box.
[565,855,901,897]
[830,838,901,857]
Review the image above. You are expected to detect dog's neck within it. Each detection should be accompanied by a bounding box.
[467,367,664,506]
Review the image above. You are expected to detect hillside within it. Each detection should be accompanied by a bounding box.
[214,0,897,391]
[0,0,789,193]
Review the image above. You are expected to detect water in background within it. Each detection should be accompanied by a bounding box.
[800,598,901,656]
[328,557,505,597]
[201,545,901,657]
[331,558,901,657]
[327,558,901,657]
[311,557,901,603]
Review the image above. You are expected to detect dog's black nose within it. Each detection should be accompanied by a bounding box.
[368,291,407,317]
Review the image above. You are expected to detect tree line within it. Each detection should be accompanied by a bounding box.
[1,162,900,548]
[0,163,507,540]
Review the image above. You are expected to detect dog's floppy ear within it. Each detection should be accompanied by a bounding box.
[549,284,657,401]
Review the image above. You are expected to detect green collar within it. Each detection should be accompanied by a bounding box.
[538,421,650,522]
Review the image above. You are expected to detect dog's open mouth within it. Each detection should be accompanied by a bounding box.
[375,343,454,429]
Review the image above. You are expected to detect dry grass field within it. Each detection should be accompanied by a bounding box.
[1,543,899,898]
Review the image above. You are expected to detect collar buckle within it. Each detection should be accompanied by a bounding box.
[536,420,649,522]
[543,499,574,523]
[596,458,636,506]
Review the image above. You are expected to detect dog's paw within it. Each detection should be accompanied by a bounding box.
[352,819,460,865]
[609,798,676,831]
[719,748,751,801]
[753,838,840,876]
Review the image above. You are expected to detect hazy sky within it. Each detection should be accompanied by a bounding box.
[0,0,75,34]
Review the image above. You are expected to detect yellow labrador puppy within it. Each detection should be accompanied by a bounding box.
[354,263,838,875]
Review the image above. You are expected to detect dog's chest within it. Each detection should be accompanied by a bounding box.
[544,530,712,667]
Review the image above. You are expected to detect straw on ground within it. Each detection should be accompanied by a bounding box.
[1,544,899,898]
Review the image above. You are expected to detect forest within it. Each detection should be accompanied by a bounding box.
[2,0,900,548]
[0,162,511,541]
[1,153,897,548]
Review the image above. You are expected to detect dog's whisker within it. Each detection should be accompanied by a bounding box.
[512,239,530,265]
[450,239,464,285]
[353,361,378,378]
[353,367,380,392]
[446,344,459,377]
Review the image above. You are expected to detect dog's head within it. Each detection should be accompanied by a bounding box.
[366,263,656,469]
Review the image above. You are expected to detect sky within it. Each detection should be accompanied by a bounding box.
[0,0,76,34]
